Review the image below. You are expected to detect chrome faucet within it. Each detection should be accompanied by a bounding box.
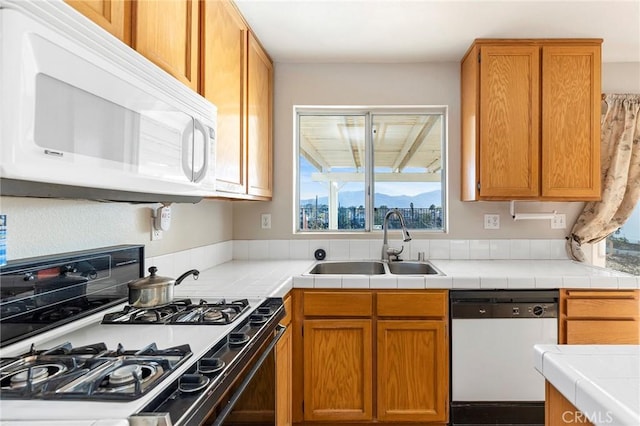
[381,209,412,261]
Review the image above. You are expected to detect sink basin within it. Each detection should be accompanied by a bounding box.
[387,261,442,275]
[307,261,386,275]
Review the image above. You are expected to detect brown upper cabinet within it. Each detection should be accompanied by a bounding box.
[132,0,199,91]
[67,0,199,90]
[201,0,248,194]
[461,39,602,201]
[201,0,273,199]
[66,0,131,44]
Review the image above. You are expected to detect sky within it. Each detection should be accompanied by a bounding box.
[298,156,441,199]
[618,203,640,243]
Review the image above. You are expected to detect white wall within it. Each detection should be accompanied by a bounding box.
[0,197,233,260]
[234,61,640,240]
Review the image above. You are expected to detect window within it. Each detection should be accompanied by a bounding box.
[606,201,640,275]
[295,107,446,233]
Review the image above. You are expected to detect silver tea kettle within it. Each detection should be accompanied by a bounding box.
[128,266,199,307]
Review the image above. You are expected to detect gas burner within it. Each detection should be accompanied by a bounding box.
[203,309,223,321]
[3,363,67,389]
[0,342,192,401]
[97,362,163,393]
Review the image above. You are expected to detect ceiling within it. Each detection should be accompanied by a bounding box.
[234,0,640,64]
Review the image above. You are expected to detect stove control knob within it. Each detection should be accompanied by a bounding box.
[23,272,35,281]
[532,305,545,317]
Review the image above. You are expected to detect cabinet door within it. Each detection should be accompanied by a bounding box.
[541,45,601,200]
[303,319,373,422]
[246,33,273,198]
[201,0,248,194]
[133,0,199,90]
[479,45,540,198]
[276,325,293,426]
[66,0,131,44]
[377,320,448,422]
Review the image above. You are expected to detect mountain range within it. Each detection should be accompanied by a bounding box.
[301,190,442,208]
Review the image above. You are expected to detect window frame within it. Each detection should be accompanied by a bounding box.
[293,105,448,235]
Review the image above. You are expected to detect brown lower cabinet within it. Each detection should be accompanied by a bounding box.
[545,381,593,426]
[292,289,449,425]
[560,289,640,344]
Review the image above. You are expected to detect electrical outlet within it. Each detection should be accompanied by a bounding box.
[151,222,163,241]
[551,213,566,229]
[261,213,271,229]
[484,214,500,230]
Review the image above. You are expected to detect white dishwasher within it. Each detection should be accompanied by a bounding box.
[450,290,558,425]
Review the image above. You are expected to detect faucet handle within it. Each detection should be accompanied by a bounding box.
[387,246,404,261]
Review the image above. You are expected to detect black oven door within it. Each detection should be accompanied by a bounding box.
[209,324,285,425]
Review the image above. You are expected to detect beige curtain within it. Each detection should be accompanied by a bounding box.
[568,93,640,262]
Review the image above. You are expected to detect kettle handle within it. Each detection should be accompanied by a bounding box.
[175,269,200,286]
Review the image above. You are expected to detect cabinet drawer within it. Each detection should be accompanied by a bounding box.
[303,292,373,317]
[566,320,640,344]
[566,297,639,319]
[377,291,447,318]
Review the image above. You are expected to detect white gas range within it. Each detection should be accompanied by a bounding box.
[0,246,285,426]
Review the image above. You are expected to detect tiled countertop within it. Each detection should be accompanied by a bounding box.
[534,344,640,426]
[173,259,637,298]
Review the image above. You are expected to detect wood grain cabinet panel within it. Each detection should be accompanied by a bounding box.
[377,320,448,422]
[545,381,593,426]
[246,33,273,198]
[294,290,449,424]
[541,46,601,199]
[560,290,640,344]
[133,0,199,90]
[302,319,373,422]
[461,39,602,201]
[201,0,248,194]
[66,0,131,43]
[276,324,293,426]
[377,291,447,318]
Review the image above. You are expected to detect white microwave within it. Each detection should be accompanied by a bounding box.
[0,0,216,202]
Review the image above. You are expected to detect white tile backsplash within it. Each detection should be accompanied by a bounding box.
[268,240,290,260]
[469,240,491,260]
[349,240,370,259]
[156,239,574,275]
[328,240,349,260]
[509,239,531,259]
[248,240,269,260]
[430,240,451,259]
[289,240,311,260]
[450,240,470,260]
[490,240,511,259]
[530,240,551,259]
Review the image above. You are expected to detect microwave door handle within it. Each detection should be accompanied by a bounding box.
[182,119,194,181]
[192,118,209,183]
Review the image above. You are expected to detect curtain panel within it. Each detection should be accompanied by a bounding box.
[568,93,640,262]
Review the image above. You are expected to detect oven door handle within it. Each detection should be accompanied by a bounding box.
[212,324,287,426]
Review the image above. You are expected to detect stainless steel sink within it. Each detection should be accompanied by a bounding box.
[387,261,442,275]
[307,261,386,275]
[306,260,444,276]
